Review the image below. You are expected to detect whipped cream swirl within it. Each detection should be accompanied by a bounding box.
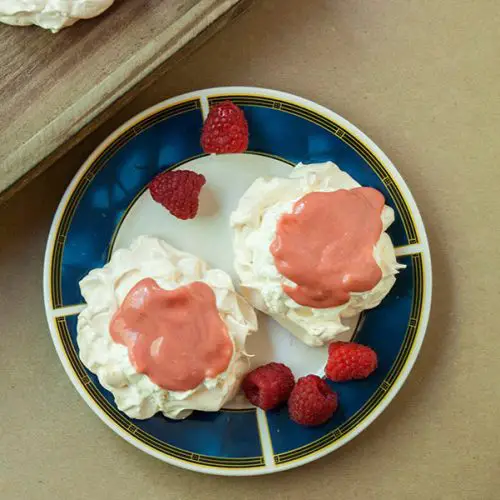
[231,162,404,347]
[77,235,257,420]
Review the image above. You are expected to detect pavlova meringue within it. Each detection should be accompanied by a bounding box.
[0,0,114,32]
[77,235,257,420]
[231,162,404,347]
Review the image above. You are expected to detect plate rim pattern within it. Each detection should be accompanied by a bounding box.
[43,86,432,476]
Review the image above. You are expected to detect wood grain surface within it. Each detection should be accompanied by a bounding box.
[0,0,243,196]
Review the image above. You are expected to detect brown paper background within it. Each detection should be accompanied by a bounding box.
[1,0,499,498]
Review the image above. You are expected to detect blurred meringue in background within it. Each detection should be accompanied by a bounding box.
[0,0,115,32]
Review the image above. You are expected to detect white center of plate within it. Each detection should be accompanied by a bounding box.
[112,154,356,408]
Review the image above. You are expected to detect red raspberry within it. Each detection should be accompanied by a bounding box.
[325,341,378,382]
[201,101,249,154]
[149,169,206,220]
[288,375,338,426]
[242,362,295,410]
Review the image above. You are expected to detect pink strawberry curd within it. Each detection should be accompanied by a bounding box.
[110,278,233,391]
[270,188,385,308]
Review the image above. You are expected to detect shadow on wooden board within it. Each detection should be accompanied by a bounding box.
[0,0,253,205]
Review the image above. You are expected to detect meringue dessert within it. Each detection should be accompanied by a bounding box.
[77,235,257,420]
[231,162,404,347]
[0,0,114,32]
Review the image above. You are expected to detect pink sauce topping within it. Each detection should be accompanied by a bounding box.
[109,278,233,391]
[270,188,385,308]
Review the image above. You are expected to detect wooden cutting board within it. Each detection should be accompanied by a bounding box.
[0,0,248,199]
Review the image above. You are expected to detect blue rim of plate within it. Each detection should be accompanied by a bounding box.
[43,87,432,476]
